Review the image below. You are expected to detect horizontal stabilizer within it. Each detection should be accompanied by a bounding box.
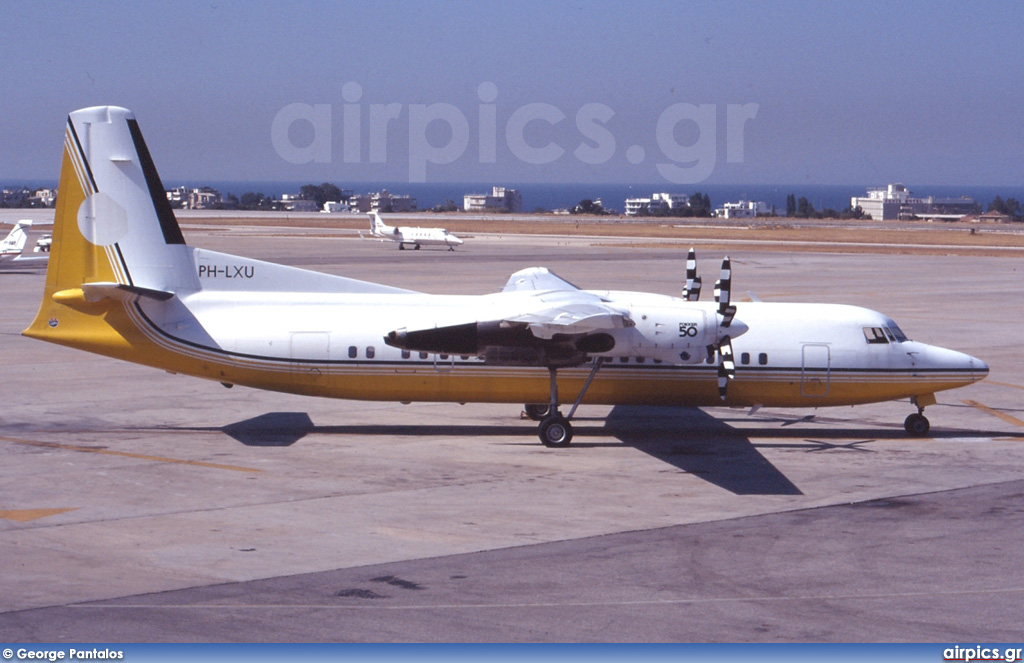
[81,282,175,303]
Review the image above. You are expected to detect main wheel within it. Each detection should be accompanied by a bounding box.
[904,413,930,437]
[524,403,551,421]
[539,415,573,447]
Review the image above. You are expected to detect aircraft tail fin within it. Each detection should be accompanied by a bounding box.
[369,211,392,237]
[1,220,31,255]
[35,107,195,293]
[24,106,197,342]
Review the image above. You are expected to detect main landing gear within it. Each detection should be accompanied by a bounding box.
[526,359,605,447]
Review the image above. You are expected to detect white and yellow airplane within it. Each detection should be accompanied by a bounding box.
[369,211,463,250]
[25,106,988,446]
[0,220,49,265]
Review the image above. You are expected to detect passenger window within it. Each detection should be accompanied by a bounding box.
[419,352,428,360]
[366,346,375,359]
[637,357,645,364]
[741,352,750,365]
[864,327,889,344]
[401,350,410,359]
[348,346,357,358]
[758,352,768,366]
[619,356,628,363]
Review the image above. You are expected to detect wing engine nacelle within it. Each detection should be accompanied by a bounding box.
[384,321,589,367]
[587,302,729,365]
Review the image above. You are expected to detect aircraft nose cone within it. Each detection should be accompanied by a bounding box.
[921,345,988,383]
[969,354,989,382]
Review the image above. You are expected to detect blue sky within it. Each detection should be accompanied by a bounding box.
[2,0,1023,186]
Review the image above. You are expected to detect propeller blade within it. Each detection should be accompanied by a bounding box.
[714,256,737,328]
[683,248,702,301]
[717,335,736,400]
[715,257,731,309]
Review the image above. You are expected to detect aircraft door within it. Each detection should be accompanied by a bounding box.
[801,343,830,398]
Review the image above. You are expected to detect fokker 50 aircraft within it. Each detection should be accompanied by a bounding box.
[368,211,464,250]
[25,107,988,446]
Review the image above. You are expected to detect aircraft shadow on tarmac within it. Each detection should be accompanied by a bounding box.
[210,405,1018,495]
[215,407,852,496]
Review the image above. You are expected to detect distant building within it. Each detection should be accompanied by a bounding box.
[165,186,223,209]
[624,192,689,216]
[33,188,57,207]
[188,187,222,210]
[976,210,1013,223]
[464,186,522,213]
[851,183,977,220]
[713,199,772,219]
[372,189,417,213]
[344,190,416,213]
[1,187,31,205]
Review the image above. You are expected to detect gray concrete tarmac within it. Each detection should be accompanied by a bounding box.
[2,226,1023,641]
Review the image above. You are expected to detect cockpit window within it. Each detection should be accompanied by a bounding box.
[864,327,889,344]
[888,325,908,342]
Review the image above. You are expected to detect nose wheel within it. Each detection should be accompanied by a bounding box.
[904,412,930,437]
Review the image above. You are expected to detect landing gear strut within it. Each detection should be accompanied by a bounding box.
[534,358,605,447]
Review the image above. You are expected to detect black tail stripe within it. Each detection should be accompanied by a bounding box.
[126,118,186,245]
[67,117,98,193]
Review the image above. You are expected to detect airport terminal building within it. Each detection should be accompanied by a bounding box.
[852,183,978,220]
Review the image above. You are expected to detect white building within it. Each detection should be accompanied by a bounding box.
[624,192,689,216]
[464,186,522,213]
[372,189,417,213]
[714,199,771,218]
[851,183,976,220]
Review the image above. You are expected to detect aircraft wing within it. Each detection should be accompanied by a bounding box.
[385,286,633,365]
[503,267,581,293]
[506,300,632,339]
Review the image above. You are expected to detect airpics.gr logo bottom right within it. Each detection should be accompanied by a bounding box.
[944,646,1024,662]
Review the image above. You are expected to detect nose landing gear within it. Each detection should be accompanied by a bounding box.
[905,394,935,437]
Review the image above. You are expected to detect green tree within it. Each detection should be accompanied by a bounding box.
[796,197,814,218]
[300,183,344,206]
[572,199,606,215]
[1004,198,1021,218]
[685,192,711,217]
[988,196,1007,214]
[786,193,797,217]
